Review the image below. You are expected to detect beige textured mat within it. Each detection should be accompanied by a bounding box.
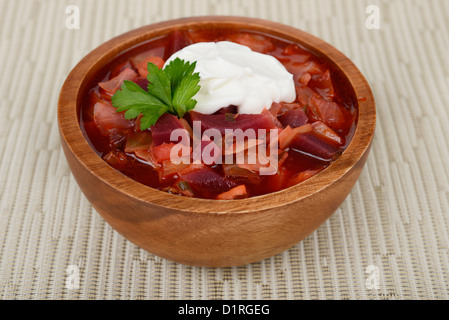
[1,0,448,299]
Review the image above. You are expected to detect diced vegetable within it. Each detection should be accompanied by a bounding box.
[103,150,128,169]
[278,108,309,128]
[124,131,153,153]
[290,132,339,160]
[268,102,283,117]
[93,100,134,136]
[308,69,335,100]
[108,130,126,149]
[284,60,325,83]
[151,142,179,164]
[296,84,318,107]
[160,160,190,178]
[109,60,134,79]
[216,185,248,200]
[179,167,237,197]
[297,60,326,76]
[99,68,138,94]
[261,109,283,128]
[307,95,346,130]
[130,48,165,68]
[134,149,157,166]
[278,124,312,150]
[222,164,259,183]
[136,56,165,78]
[151,113,190,146]
[311,121,343,146]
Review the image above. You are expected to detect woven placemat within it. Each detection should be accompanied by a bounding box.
[1,0,448,299]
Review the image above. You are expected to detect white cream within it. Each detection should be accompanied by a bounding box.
[164,41,296,114]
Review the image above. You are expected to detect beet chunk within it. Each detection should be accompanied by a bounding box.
[290,132,339,160]
[151,113,189,146]
[179,168,237,198]
[278,108,309,128]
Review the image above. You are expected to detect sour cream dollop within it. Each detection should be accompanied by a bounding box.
[164,41,296,114]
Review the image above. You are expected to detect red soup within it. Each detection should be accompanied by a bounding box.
[80,28,358,200]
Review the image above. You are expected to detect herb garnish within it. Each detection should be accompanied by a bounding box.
[111,58,201,130]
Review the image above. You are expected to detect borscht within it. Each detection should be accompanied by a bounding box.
[80,28,357,200]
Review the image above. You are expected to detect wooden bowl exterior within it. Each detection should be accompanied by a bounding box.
[58,16,375,267]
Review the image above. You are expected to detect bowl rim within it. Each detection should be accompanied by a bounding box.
[58,16,376,214]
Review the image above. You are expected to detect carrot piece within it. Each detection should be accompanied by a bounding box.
[216,185,248,200]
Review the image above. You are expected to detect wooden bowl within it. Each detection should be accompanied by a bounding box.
[58,16,375,267]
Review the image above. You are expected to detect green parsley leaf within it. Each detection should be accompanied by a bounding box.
[112,80,168,115]
[111,58,201,130]
[146,63,172,108]
[164,58,197,92]
[172,71,201,118]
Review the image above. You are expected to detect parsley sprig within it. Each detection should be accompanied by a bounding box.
[111,58,201,130]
